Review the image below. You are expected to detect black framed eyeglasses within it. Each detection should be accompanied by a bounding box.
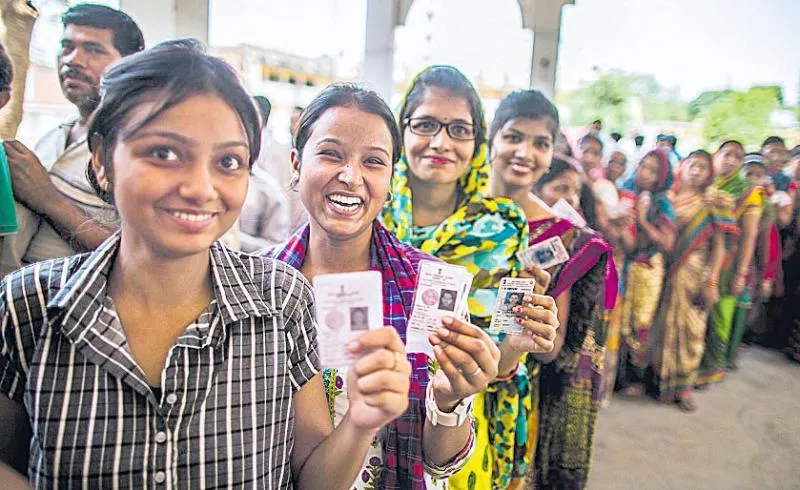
[403,117,475,141]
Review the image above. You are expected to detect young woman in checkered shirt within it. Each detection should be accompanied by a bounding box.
[0,41,409,489]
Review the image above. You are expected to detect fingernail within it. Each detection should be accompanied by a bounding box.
[346,341,359,352]
[433,346,444,357]
[437,327,449,337]
[429,334,441,345]
[441,316,454,326]
[524,295,533,302]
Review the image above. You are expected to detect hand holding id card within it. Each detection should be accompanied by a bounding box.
[489,277,537,334]
[313,271,383,368]
[516,236,570,270]
[406,261,473,356]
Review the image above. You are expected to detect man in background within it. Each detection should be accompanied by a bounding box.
[0,4,144,275]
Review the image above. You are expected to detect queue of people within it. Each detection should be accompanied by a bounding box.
[0,3,797,490]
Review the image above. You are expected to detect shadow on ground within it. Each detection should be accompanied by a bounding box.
[589,347,800,490]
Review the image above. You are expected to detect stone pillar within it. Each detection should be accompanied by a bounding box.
[119,0,209,47]
[519,0,574,100]
[362,0,397,101]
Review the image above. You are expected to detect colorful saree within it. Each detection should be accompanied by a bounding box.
[697,172,764,385]
[618,150,676,389]
[381,66,529,490]
[526,218,616,490]
[266,222,433,489]
[652,188,738,401]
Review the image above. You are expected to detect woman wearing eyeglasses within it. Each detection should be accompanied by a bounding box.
[382,66,560,489]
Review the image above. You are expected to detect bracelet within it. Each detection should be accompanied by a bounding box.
[706,279,719,288]
[494,362,520,383]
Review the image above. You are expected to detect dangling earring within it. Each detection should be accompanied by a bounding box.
[385,191,394,203]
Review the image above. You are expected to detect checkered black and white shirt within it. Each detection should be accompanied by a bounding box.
[0,233,320,488]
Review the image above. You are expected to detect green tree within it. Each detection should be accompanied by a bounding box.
[700,87,781,148]
[557,70,688,130]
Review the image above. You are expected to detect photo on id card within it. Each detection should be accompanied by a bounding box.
[489,277,537,334]
[516,235,570,270]
[406,260,473,356]
[312,270,383,368]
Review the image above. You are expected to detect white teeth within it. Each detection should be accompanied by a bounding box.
[327,194,363,207]
[170,211,212,222]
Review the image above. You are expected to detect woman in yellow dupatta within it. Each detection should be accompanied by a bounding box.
[382,66,560,489]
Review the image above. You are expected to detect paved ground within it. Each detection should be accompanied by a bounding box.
[588,347,800,490]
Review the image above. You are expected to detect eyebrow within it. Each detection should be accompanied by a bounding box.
[412,114,473,124]
[130,130,248,150]
[317,137,391,159]
[507,128,553,142]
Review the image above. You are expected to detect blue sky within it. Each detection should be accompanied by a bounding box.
[210,0,799,103]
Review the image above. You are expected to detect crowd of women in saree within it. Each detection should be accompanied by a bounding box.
[1,40,799,490]
[591,133,800,415]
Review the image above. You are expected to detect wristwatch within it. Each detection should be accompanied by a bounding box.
[425,383,474,427]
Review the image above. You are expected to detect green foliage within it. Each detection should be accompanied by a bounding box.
[700,87,782,149]
[687,90,734,120]
[557,70,688,131]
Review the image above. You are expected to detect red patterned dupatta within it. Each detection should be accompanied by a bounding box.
[267,221,431,489]
[528,218,617,310]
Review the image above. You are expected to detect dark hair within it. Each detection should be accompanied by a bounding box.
[717,140,744,153]
[535,157,580,191]
[62,4,144,56]
[579,182,598,229]
[0,41,11,92]
[634,135,644,147]
[87,40,261,204]
[578,132,604,152]
[592,119,602,126]
[488,89,560,146]
[761,135,786,148]
[791,145,800,159]
[253,95,271,128]
[293,83,401,165]
[610,132,622,142]
[685,149,712,165]
[399,66,484,158]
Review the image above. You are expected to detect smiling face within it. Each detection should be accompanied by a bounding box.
[95,93,250,259]
[490,117,554,190]
[293,105,393,243]
[403,87,476,187]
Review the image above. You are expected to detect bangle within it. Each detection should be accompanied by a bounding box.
[494,362,520,382]
[706,279,719,288]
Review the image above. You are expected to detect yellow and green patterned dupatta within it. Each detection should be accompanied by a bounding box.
[381,66,533,489]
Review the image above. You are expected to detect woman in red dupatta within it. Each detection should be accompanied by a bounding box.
[263,83,505,490]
